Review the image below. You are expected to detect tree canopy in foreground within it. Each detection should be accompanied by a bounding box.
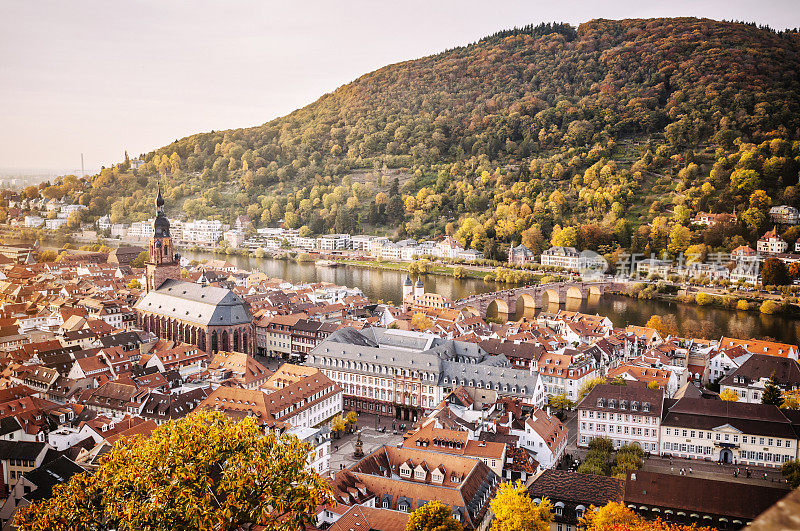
[490,480,552,531]
[15,411,332,531]
[580,501,714,530]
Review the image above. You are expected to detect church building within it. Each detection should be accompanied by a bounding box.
[133,187,254,355]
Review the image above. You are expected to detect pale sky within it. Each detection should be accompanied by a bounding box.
[1,1,798,175]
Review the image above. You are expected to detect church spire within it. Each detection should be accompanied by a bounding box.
[155,184,165,211]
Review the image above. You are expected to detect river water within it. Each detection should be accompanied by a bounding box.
[180,250,800,345]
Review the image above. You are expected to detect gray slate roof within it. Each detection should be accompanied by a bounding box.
[311,327,539,398]
[134,279,252,327]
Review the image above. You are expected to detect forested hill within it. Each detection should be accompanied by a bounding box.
[23,18,800,260]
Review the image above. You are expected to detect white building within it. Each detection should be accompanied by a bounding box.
[770,205,799,225]
[317,234,350,251]
[509,408,568,469]
[288,425,332,475]
[182,219,225,245]
[350,235,375,252]
[45,218,68,230]
[24,216,44,228]
[97,215,112,231]
[540,246,581,270]
[757,227,788,255]
[661,398,796,467]
[578,384,664,454]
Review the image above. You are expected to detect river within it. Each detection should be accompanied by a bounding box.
[179,250,800,345]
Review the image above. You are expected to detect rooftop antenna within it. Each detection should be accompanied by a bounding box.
[81,153,85,176]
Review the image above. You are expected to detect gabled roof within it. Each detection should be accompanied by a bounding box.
[134,279,252,326]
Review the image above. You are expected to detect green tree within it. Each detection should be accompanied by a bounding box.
[762,372,784,407]
[15,411,331,531]
[406,501,461,531]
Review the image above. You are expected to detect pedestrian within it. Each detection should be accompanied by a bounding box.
[689,467,692,475]
[671,466,674,473]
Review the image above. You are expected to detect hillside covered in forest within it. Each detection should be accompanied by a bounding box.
[18,17,800,260]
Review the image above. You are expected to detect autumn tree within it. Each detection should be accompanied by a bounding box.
[548,394,574,415]
[578,376,607,401]
[719,389,739,402]
[130,250,150,268]
[781,459,800,489]
[580,501,640,529]
[782,390,800,410]
[330,414,347,438]
[581,501,715,530]
[411,313,434,331]
[489,480,552,531]
[37,249,58,262]
[14,411,332,531]
[761,257,789,286]
[645,315,679,338]
[344,410,358,432]
[406,501,461,531]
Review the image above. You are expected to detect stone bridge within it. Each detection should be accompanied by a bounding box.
[453,281,619,319]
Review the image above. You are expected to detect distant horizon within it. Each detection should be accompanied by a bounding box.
[2,2,799,175]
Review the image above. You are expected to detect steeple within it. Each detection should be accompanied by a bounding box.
[152,184,170,238]
[155,184,164,210]
[146,184,179,292]
[402,274,413,298]
[414,275,424,297]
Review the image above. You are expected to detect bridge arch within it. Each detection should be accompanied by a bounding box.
[566,286,584,299]
[588,285,603,296]
[486,299,509,320]
[515,293,537,319]
[541,289,560,306]
[462,306,481,317]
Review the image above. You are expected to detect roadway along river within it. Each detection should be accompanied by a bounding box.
[181,250,800,346]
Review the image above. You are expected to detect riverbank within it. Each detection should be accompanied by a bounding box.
[608,286,800,318]
[332,258,489,281]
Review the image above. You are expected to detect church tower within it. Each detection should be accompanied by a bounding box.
[145,186,181,291]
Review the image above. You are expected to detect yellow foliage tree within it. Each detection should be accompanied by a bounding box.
[344,410,358,429]
[580,501,714,530]
[719,389,740,402]
[14,411,332,531]
[781,390,800,409]
[406,501,461,531]
[580,502,642,530]
[411,313,434,331]
[578,376,608,401]
[489,480,552,531]
[330,414,347,437]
